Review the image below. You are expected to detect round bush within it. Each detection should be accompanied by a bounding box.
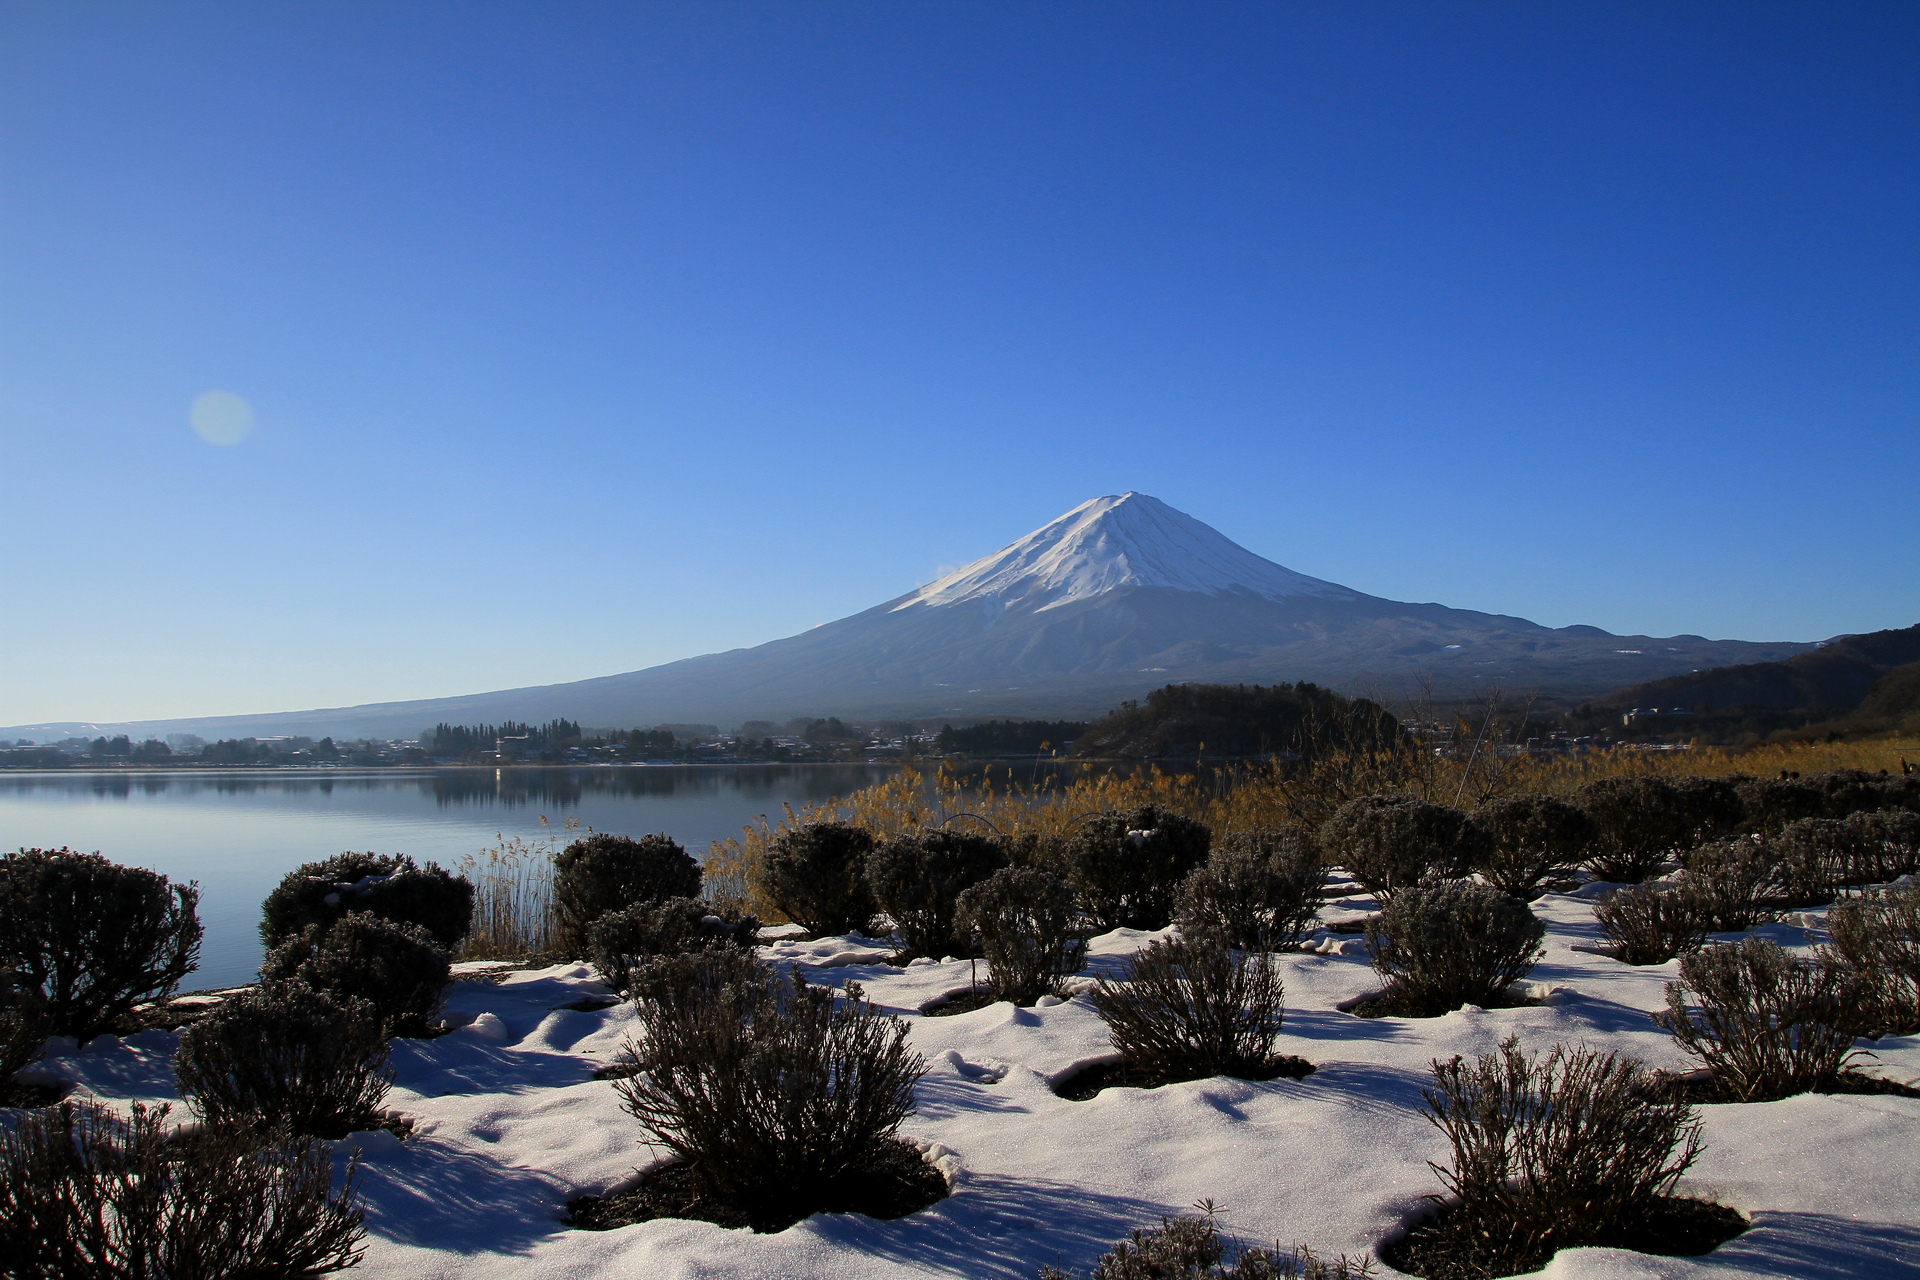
[1573,778,1693,882]
[259,852,473,952]
[1319,795,1487,901]
[753,822,878,937]
[1062,806,1212,932]
[1732,776,1826,834]
[1469,796,1597,898]
[1841,808,1920,883]
[1653,937,1867,1100]
[1680,838,1773,933]
[258,912,450,1037]
[1669,776,1747,843]
[1088,936,1286,1083]
[865,828,1005,960]
[954,865,1087,1006]
[0,848,201,1042]
[586,897,761,995]
[1364,879,1545,1015]
[1593,883,1710,966]
[552,834,703,953]
[175,982,391,1139]
[611,951,926,1229]
[1770,817,1861,905]
[1805,768,1895,819]
[1824,880,1920,1037]
[1174,827,1324,952]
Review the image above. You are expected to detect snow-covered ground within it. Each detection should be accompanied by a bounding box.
[24,888,1920,1280]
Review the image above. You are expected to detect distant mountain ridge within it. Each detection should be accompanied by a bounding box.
[6,493,1819,742]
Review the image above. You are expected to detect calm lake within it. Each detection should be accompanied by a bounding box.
[0,765,897,989]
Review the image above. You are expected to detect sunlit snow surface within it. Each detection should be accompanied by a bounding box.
[28,893,1920,1280]
[894,492,1358,614]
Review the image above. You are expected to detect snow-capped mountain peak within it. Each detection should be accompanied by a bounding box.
[893,492,1356,614]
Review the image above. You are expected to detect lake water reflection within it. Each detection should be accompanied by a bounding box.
[0,765,897,989]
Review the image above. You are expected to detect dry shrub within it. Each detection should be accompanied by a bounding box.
[1824,880,1920,1036]
[174,982,392,1139]
[1176,828,1325,952]
[0,1101,365,1278]
[1319,796,1486,902]
[1770,818,1858,906]
[865,828,1006,960]
[1364,880,1544,1016]
[1409,1038,1703,1278]
[0,849,202,1042]
[585,896,760,995]
[752,821,878,936]
[1065,807,1213,932]
[1039,1211,1372,1279]
[1593,884,1710,966]
[1653,937,1867,1100]
[612,951,925,1229]
[260,851,473,952]
[1839,809,1920,883]
[258,911,450,1038]
[1089,937,1286,1083]
[1468,796,1594,898]
[955,865,1087,1006]
[552,833,702,953]
[1678,839,1773,932]
[1574,778,1692,883]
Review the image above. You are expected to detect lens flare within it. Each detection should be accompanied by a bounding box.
[190,391,253,446]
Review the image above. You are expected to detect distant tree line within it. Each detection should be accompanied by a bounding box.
[935,720,1090,755]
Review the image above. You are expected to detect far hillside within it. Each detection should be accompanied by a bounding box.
[1568,623,1920,745]
[1071,681,1399,760]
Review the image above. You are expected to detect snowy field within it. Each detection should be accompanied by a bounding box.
[26,884,1920,1280]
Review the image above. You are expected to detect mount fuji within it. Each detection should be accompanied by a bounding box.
[8,493,1814,740]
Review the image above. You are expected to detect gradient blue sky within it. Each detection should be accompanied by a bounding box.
[3,2,1915,726]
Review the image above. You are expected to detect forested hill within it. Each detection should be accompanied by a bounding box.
[1570,623,1920,742]
[1070,682,1398,760]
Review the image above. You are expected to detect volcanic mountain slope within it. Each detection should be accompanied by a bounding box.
[9,493,1815,741]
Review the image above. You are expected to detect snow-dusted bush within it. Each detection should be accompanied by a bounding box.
[1573,778,1694,883]
[1679,838,1774,932]
[1038,1212,1370,1280]
[259,851,473,951]
[753,821,878,936]
[1064,806,1212,932]
[1839,809,1920,883]
[258,911,450,1037]
[1410,1038,1703,1277]
[1824,880,1920,1036]
[1,965,48,1102]
[1364,880,1544,1016]
[865,828,1006,960]
[954,865,1087,1006]
[174,982,392,1139]
[1175,828,1325,952]
[613,951,925,1227]
[1468,795,1596,898]
[1089,937,1286,1083]
[1770,818,1857,905]
[0,1100,365,1277]
[0,848,202,1042]
[1653,938,1867,1100]
[1318,795,1487,902]
[552,834,702,952]
[1805,768,1899,819]
[1593,884,1711,966]
[586,896,760,995]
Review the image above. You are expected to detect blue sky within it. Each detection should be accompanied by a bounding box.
[3,1,1915,725]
